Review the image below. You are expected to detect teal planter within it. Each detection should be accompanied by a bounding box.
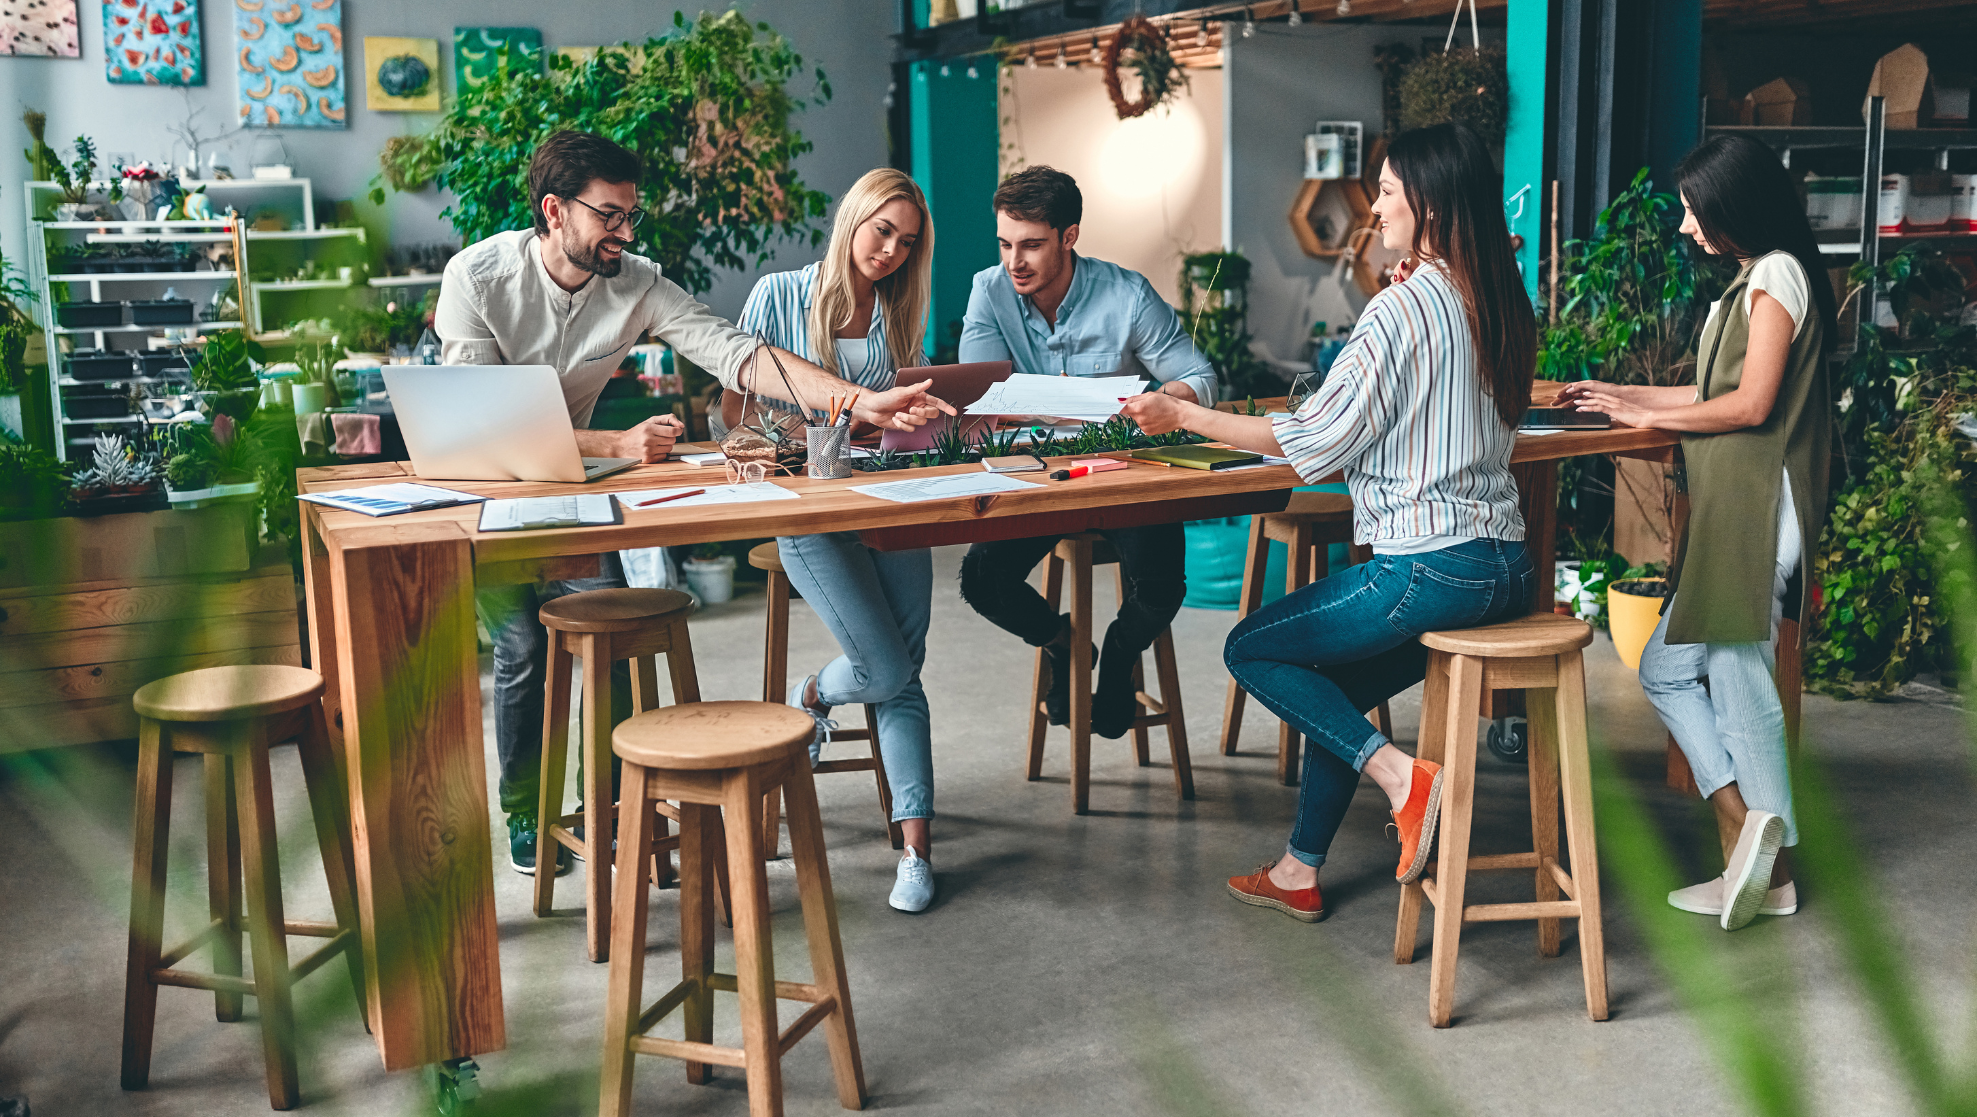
[1182,483,1352,611]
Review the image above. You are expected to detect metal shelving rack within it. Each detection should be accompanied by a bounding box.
[22,177,366,459]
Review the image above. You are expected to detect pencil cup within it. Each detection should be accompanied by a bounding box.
[806,424,852,479]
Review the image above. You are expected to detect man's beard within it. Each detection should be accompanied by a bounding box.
[561,232,625,278]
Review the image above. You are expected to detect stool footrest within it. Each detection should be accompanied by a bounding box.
[151,966,255,996]
[777,996,839,1057]
[1134,692,1165,716]
[1546,859,1577,900]
[289,930,355,981]
[632,1035,748,1068]
[629,973,837,1064]
[285,919,341,938]
[1464,852,1541,871]
[812,758,876,775]
[156,918,225,970]
[1463,900,1582,924]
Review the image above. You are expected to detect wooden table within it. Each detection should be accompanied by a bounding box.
[298,396,1679,1071]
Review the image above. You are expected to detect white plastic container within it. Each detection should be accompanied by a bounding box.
[1907,172,1954,230]
[1953,174,1977,232]
[1879,174,1908,233]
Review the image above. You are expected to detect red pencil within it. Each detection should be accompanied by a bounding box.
[634,488,705,508]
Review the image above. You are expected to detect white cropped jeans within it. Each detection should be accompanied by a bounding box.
[1637,473,1802,845]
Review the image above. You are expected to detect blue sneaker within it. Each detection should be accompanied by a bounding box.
[889,847,934,912]
[787,676,836,768]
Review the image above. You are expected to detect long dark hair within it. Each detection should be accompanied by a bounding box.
[1676,135,1837,353]
[1385,123,1535,428]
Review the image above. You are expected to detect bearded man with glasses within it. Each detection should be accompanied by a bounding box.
[437,129,954,876]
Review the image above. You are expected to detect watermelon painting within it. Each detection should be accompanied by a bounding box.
[103,0,204,85]
[237,0,344,128]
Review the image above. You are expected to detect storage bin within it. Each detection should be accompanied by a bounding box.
[137,351,192,378]
[65,350,137,381]
[63,388,132,419]
[56,301,124,328]
[129,299,195,326]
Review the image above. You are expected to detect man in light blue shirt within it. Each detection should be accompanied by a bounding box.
[957,166,1217,741]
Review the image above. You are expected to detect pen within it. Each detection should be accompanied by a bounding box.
[634,488,705,508]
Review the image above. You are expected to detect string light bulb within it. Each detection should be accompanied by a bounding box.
[1025,49,1037,69]
[1336,0,1351,12]
[940,63,950,77]
[1055,48,1067,69]
[1287,3,1303,26]
[1241,9,1256,37]
[1089,34,1102,63]
[966,63,978,79]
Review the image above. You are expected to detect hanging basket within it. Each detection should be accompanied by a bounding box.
[1103,16,1187,120]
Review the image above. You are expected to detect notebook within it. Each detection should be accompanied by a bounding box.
[1129,446,1264,470]
[477,494,621,531]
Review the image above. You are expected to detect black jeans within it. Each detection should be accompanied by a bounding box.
[958,522,1187,679]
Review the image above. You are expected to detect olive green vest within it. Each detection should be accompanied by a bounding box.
[1665,251,1831,645]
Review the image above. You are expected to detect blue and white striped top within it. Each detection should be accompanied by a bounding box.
[1270,261,1524,553]
[736,263,897,417]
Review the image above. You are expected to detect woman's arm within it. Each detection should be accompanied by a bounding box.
[1118,393,1284,454]
[1556,381,1697,409]
[1567,291,1793,433]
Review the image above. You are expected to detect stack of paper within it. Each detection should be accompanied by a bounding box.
[299,483,485,517]
[850,472,1044,504]
[612,482,799,509]
[964,374,1151,423]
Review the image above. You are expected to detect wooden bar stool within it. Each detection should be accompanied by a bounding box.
[536,587,703,964]
[121,665,366,1111]
[1025,532,1193,815]
[1393,613,1608,1028]
[1218,492,1392,784]
[748,541,902,852]
[600,702,866,1117]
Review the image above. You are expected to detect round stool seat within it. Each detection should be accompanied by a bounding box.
[747,541,783,574]
[1267,492,1354,523]
[133,665,324,723]
[540,587,695,633]
[613,701,815,770]
[1420,613,1594,658]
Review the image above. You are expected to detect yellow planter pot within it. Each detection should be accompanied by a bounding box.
[1607,578,1667,671]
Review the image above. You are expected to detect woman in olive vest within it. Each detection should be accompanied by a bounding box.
[1561,135,1832,932]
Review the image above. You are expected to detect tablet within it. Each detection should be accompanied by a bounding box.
[1520,408,1610,430]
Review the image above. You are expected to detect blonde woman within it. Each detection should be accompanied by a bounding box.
[737,169,940,912]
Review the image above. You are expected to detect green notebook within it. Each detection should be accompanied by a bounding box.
[1130,446,1264,470]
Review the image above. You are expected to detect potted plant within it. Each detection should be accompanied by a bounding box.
[0,431,70,520]
[189,329,264,421]
[48,135,101,221]
[1607,572,1668,671]
[682,542,737,604]
[68,432,166,513]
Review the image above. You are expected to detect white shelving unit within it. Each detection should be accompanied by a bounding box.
[22,176,368,458]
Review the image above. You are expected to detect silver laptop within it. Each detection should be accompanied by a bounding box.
[383,365,638,483]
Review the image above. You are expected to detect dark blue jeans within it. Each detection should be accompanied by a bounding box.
[1224,538,1533,867]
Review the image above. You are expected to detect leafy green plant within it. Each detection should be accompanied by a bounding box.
[931,416,974,465]
[68,432,161,496]
[1027,426,1061,459]
[0,311,32,395]
[21,109,57,183]
[332,292,432,353]
[1397,48,1508,143]
[372,10,830,296]
[51,135,98,205]
[1179,251,1276,401]
[189,328,262,393]
[0,429,70,519]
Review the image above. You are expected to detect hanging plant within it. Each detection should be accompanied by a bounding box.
[1103,16,1187,121]
[1398,48,1509,144]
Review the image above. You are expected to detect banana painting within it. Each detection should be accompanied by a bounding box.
[236,0,343,127]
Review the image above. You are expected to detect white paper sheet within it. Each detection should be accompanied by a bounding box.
[614,482,799,509]
[963,374,1151,422]
[849,472,1045,504]
[299,482,486,517]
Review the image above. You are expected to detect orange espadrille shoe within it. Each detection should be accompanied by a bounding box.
[1391,759,1444,883]
[1227,863,1327,923]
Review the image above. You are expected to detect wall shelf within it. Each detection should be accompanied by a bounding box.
[48,271,236,282]
[368,274,443,288]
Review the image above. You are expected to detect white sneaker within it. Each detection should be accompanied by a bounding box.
[787,676,835,768]
[1722,811,1785,931]
[1668,874,1797,917]
[889,847,934,912]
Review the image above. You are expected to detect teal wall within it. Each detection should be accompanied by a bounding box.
[1504,0,1549,304]
[908,59,1000,360]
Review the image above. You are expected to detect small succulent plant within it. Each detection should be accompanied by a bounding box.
[71,433,161,493]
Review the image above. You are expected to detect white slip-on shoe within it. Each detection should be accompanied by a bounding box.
[1759,879,1798,916]
[889,846,934,912]
[787,676,836,768]
[1668,875,1726,915]
[1722,810,1785,931]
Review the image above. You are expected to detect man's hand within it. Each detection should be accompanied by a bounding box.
[616,414,685,462]
[853,379,957,431]
[1120,391,1195,435]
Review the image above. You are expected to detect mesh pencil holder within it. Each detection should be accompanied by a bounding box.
[806,424,852,479]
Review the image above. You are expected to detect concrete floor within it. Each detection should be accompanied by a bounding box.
[2,545,1972,1116]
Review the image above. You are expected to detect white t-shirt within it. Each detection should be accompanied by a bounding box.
[1703,252,1810,342]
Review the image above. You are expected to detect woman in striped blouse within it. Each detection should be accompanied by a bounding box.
[736,168,943,913]
[1122,123,1536,922]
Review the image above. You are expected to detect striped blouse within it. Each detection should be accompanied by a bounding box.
[736,263,897,417]
[1270,261,1525,552]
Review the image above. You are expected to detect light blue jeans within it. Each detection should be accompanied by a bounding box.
[776,532,934,821]
[1637,474,1802,845]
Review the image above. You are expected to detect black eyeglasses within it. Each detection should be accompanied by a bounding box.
[562,195,645,234]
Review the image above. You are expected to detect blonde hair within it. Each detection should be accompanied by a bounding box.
[808,168,933,376]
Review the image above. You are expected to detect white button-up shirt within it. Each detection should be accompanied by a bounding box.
[435,229,759,428]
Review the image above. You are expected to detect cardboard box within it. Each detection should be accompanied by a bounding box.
[1744,77,1812,127]
[1863,43,1935,130]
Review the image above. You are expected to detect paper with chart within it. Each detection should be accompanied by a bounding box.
[849,472,1045,504]
[614,482,800,509]
[964,374,1152,423]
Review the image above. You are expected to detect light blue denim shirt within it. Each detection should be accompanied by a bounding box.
[956,255,1217,403]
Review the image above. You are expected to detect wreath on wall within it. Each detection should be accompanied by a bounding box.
[1103,16,1188,120]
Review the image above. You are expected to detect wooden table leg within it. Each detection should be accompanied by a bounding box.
[328,521,504,1070]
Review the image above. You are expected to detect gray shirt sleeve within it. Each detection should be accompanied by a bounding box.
[434,264,502,365]
[646,272,760,389]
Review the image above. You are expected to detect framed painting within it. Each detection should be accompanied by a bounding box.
[364,36,439,111]
[2,0,80,56]
[454,26,540,92]
[104,0,204,85]
[237,0,345,129]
